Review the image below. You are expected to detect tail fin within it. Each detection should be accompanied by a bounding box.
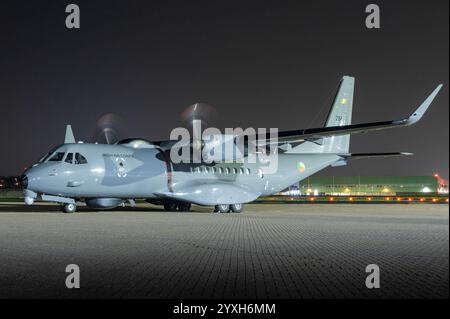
[322,76,355,153]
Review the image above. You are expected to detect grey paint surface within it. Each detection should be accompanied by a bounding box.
[21,76,441,208]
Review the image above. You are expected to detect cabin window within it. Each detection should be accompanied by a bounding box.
[48,152,65,162]
[218,167,223,174]
[204,167,209,173]
[74,153,88,165]
[239,168,244,174]
[233,168,238,174]
[65,153,74,164]
[226,168,231,174]
[211,167,216,173]
[246,168,251,175]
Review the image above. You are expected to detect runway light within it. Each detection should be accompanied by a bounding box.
[408,198,412,201]
[397,197,402,201]
[367,197,372,201]
[385,197,390,201]
[309,197,315,201]
[329,197,334,201]
[420,198,425,202]
[446,198,449,203]
[349,197,353,201]
[432,198,437,202]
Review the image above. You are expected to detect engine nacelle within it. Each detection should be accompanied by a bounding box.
[201,134,245,163]
[85,198,124,209]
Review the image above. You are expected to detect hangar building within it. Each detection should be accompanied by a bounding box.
[297,176,440,196]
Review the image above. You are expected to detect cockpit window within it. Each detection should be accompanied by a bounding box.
[48,152,66,162]
[74,153,88,165]
[65,153,73,164]
[39,153,53,163]
[38,145,64,163]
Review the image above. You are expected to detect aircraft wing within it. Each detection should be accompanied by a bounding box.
[261,84,442,145]
[151,84,442,149]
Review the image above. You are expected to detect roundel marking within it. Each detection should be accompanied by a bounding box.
[297,162,306,173]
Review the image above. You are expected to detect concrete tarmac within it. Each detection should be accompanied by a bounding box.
[0,203,448,299]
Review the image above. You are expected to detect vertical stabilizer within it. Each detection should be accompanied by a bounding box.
[322,76,354,153]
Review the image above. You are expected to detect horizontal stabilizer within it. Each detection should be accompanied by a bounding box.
[338,152,414,160]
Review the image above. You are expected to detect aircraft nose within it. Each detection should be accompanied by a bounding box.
[20,174,28,189]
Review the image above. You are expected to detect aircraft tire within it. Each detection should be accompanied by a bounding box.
[164,202,178,211]
[215,204,230,213]
[62,203,77,213]
[230,203,243,213]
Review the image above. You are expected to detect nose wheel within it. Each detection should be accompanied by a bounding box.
[62,203,77,213]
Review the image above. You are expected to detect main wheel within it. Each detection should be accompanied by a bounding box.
[177,202,191,212]
[62,203,77,213]
[215,204,230,213]
[230,203,243,213]
[163,202,178,211]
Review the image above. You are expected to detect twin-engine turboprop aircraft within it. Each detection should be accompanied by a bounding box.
[21,76,442,213]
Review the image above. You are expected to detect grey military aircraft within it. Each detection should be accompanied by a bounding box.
[21,76,442,213]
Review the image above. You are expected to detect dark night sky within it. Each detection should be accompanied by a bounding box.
[0,0,448,178]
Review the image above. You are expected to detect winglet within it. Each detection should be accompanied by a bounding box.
[64,125,76,143]
[406,84,443,125]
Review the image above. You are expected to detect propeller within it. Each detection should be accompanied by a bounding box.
[95,113,127,144]
[180,102,218,132]
[180,102,218,156]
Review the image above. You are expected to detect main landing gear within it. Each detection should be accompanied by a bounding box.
[62,203,77,213]
[214,203,244,213]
